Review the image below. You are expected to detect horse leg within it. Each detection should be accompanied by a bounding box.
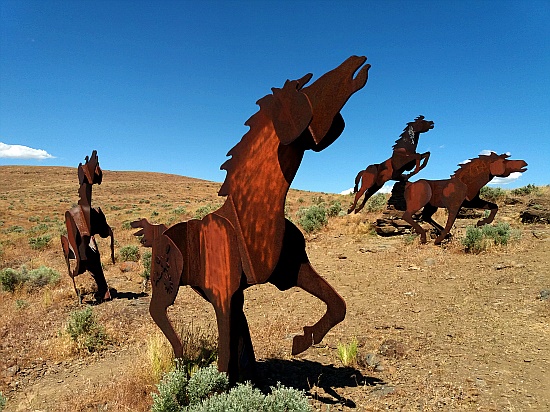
[434,208,459,245]
[402,181,432,243]
[355,184,383,213]
[421,203,444,233]
[348,166,377,213]
[291,262,346,355]
[86,246,111,301]
[150,290,183,358]
[61,235,80,301]
[462,197,498,226]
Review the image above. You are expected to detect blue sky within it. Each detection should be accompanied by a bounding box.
[1,0,548,194]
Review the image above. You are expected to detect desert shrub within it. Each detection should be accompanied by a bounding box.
[173,206,186,215]
[152,365,311,412]
[479,186,505,202]
[66,307,108,353]
[326,201,342,217]
[0,266,58,292]
[0,391,5,411]
[6,225,24,233]
[337,337,358,367]
[28,234,52,250]
[26,266,60,289]
[28,215,40,222]
[0,268,21,292]
[141,250,152,281]
[462,222,519,253]
[297,205,327,233]
[194,204,217,220]
[364,193,387,212]
[511,184,539,196]
[122,221,133,230]
[119,245,140,262]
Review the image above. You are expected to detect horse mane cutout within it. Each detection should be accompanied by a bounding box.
[451,152,507,180]
[392,115,425,151]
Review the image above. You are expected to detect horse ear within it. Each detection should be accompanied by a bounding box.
[269,78,313,145]
[490,158,506,176]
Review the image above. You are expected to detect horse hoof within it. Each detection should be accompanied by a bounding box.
[291,329,313,355]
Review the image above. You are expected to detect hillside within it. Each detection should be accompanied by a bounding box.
[0,166,549,411]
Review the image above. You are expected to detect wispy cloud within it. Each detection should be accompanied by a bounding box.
[0,142,55,160]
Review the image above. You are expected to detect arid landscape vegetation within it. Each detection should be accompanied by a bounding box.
[1,166,549,411]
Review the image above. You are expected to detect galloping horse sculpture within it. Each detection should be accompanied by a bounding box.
[402,152,527,244]
[61,150,114,302]
[132,56,370,382]
[348,115,434,213]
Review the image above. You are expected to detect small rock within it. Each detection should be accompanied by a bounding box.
[6,365,19,377]
[539,289,550,301]
[408,265,420,271]
[364,353,378,367]
[119,261,138,272]
[374,364,386,372]
[370,385,395,397]
[379,339,408,359]
[424,258,436,266]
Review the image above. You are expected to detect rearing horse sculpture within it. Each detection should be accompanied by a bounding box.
[348,115,434,213]
[402,152,527,244]
[61,150,114,302]
[132,56,370,383]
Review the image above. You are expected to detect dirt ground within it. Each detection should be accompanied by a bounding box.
[1,166,549,411]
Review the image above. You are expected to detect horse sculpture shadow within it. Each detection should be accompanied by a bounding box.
[348,115,434,214]
[402,152,527,244]
[131,56,371,383]
[60,150,115,302]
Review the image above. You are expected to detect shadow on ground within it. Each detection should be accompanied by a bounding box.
[256,358,385,407]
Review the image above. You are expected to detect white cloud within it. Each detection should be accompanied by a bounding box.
[0,142,55,159]
[488,172,523,185]
[340,182,394,195]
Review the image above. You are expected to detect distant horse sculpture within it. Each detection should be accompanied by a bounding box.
[132,56,370,382]
[348,115,434,213]
[61,150,114,302]
[402,152,527,244]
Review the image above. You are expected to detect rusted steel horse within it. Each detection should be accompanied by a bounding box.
[132,56,370,382]
[61,150,115,301]
[348,115,434,213]
[402,152,527,244]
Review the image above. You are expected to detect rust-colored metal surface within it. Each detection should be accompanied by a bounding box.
[348,115,434,213]
[132,56,370,383]
[61,150,114,302]
[402,152,527,244]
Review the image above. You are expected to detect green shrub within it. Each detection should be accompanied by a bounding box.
[6,225,24,233]
[479,186,505,202]
[0,268,21,292]
[119,245,140,262]
[173,206,186,215]
[511,184,539,196]
[66,307,108,353]
[151,365,311,412]
[28,215,40,222]
[194,204,217,220]
[297,205,327,233]
[26,266,60,289]
[122,221,133,230]
[29,223,50,234]
[0,391,6,411]
[326,201,342,218]
[462,222,519,253]
[365,193,387,212]
[28,234,52,250]
[142,250,152,280]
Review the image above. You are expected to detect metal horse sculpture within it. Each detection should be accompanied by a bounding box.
[348,115,434,213]
[61,150,114,302]
[402,152,527,244]
[132,56,370,382]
